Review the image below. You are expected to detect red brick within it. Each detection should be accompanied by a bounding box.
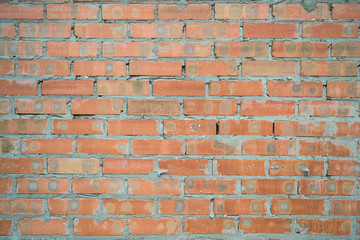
[0,219,11,235]
[0,99,9,114]
[214,159,266,176]
[18,60,70,76]
[0,79,37,95]
[103,4,154,19]
[159,198,210,215]
[299,101,356,117]
[77,138,127,155]
[334,121,360,137]
[332,42,360,57]
[74,218,125,236]
[48,158,99,174]
[185,178,237,194]
[215,198,267,215]
[130,22,182,38]
[47,4,98,19]
[186,61,238,76]
[183,218,236,234]
[75,23,126,38]
[241,100,295,116]
[0,23,15,37]
[0,119,47,134]
[159,4,210,19]
[17,178,68,194]
[272,198,325,215]
[242,179,296,195]
[49,198,99,215]
[132,139,182,155]
[153,80,205,96]
[186,139,239,155]
[0,198,43,214]
[300,140,353,157]
[72,99,123,115]
[129,178,180,195]
[103,158,154,174]
[187,22,240,39]
[42,80,93,95]
[215,3,269,19]
[270,159,325,176]
[185,99,237,115]
[273,3,328,19]
[74,60,125,76]
[127,99,179,116]
[0,158,43,174]
[47,42,98,57]
[129,218,180,235]
[210,81,262,96]
[328,81,360,97]
[273,41,328,57]
[19,22,71,38]
[158,41,211,57]
[275,121,328,137]
[0,4,43,19]
[159,158,210,175]
[331,200,360,215]
[239,218,292,234]
[130,60,181,76]
[103,42,154,57]
[301,60,357,76]
[299,179,355,195]
[0,178,12,193]
[18,218,68,235]
[98,80,148,96]
[297,218,352,235]
[22,139,72,154]
[53,119,102,135]
[0,138,18,154]
[243,22,298,38]
[215,42,268,57]
[0,60,14,75]
[108,120,158,135]
[15,98,66,114]
[219,120,272,135]
[0,41,42,56]
[164,120,216,135]
[303,22,358,38]
[72,178,124,194]
[328,160,360,177]
[104,199,154,215]
[268,80,322,97]
[332,4,360,19]
[242,61,297,76]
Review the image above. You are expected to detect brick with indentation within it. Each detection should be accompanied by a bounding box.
[0,79,37,96]
[158,41,211,57]
[108,120,158,135]
[330,200,360,216]
[183,218,236,234]
[127,99,179,116]
[186,139,239,155]
[159,4,210,19]
[53,119,102,135]
[242,179,296,195]
[130,60,181,76]
[297,218,352,235]
[22,139,72,154]
[18,218,68,235]
[215,3,269,19]
[215,198,267,215]
[0,4,43,19]
[244,22,298,38]
[214,159,266,176]
[49,198,99,215]
[74,218,125,236]
[130,22,182,38]
[103,158,154,174]
[129,178,180,195]
[0,198,43,214]
[239,218,292,234]
[19,23,71,38]
[47,42,98,57]
[273,3,328,19]
[333,4,360,19]
[327,81,360,97]
[328,160,360,177]
[241,100,295,116]
[75,23,126,38]
[0,119,47,134]
[273,41,328,58]
[164,120,216,135]
[0,23,15,37]
[74,61,125,76]
[272,198,325,215]
[187,22,240,39]
[0,41,42,56]
[219,120,272,135]
[303,22,358,38]
[153,80,205,96]
[72,178,124,194]
[18,60,70,76]
[15,99,66,114]
[275,121,329,137]
[103,4,154,19]
[129,218,180,235]
[17,178,68,194]
[104,199,154,215]
[159,199,210,215]
[299,100,356,117]
[185,178,237,195]
[267,81,322,97]
[0,178,12,194]
[42,80,93,95]
[299,179,355,195]
[47,4,98,19]
[159,158,210,175]
[215,42,268,57]
[0,60,14,75]
[72,99,123,115]
[132,139,182,155]
[185,99,237,115]
[300,140,353,157]
[0,158,43,174]
[242,61,296,76]
[301,60,357,76]
[48,158,99,174]
[77,138,127,155]
[270,159,325,176]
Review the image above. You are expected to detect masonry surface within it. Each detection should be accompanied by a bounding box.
[0,0,359,239]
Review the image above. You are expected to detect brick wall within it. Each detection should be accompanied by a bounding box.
[0,0,359,238]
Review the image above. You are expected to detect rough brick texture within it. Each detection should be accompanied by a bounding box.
[0,1,359,239]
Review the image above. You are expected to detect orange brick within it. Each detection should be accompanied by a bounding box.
[242,61,297,76]
[130,60,182,76]
[48,158,99,174]
[108,120,158,135]
[271,198,325,215]
[75,23,126,38]
[18,218,68,235]
[297,218,352,235]
[0,23,15,37]
[159,4,211,19]
[159,199,210,215]
[275,121,329,137]
[219,120,273,135]
[0,60,14,75]
[42,80,93,95]
[333,42,360,57]
[303,22,358,38]
[0,41,42,56]
[74,218,125,236]
[18,60,70,76]
[17,178,68,194]
[132,139,182,155]
[129,218,180,235]
[47,4,98,19]
[47,41,98,57]
[270,159,325,176]
[77,138,127,155]
[127,99,179,116]
[0,79,37,95]
[0,99,9,114]
[0,138,18,154]
[72,178,124,194]
[242,179,296,195]
[158,41,211,57]
[103,41,154,57]
[129,178,180,195]
[239,218,292,234]
[153,80,205,96]
[273,3,329,19]
[103,158,154,174]
[19,23,71,38]
[215,3,269,19]
[185,178,237,194]
[330,200,360,215]
[0,4,43,19]
[72,99,123,115]
[0,119,47,134]
[241,100,295,116]
[300,140,353,157]
[333,4,360,19]
[130,22,182,38]
[0,158,44,174]
[53,119,102,135]
[15,99,66,114]
[164,120,216,135]
[187,22,240,39]
[215,41,268,57]
[49,198,99,215]
[210,81,263,96]
[159,158,210,175]
[183,218,236,234]
[102,4,154,19]
[301,60,357,76]
[22,139,72,154]
[299,100,356,117]
[327,81,360,97]
[98,80,148,96]
[104,199,154,215]
[74,60,125,76]
[186,139,239,155]
[0,178,12,193]
[185,99,237,115]
[186,61,238,76]
[328,160,360,177]
[214,159,266,176]
[0,198,43,214]
[273,41,328,57]
[0,219,11,235]
[267,80,322,97]
[243,22,298,38]
[215,198,267,215]
[299,179,355,195]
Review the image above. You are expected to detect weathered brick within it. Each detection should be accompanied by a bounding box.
[103,158,154,174]
[0,138,18,154]
[271,198,325,215]
[53,119,102,135]
[273,41,328,57]
[127,99,179,116]
[18,60,70,76]
[273,3,329,19]
[0,119,47,134]
[130,23,182,38]
[239,218,292,234]
[241,100,295,116]
[72,99,123,115]
[0,79,37,95]
[104,199,154,215]
[214,159,266,176]
[77,138,127,155]
[74,218,125,236]
[332,4,360,19]
[108,120,158,135]
[159,158,210,175]
[22,139,73,154]
[215,3,269,19]
[164,120,216,135]
[74,61,125,76]
[47,4,98,20]
[219,119,272,135]
[159,199,210,215]
[275,121,329,137]
[242,61,297,76]
[242,179,296,195]
[185,178,237,195]
[72,178,124,194]
[158,41,211,57]
[48,158,99,174]
[186,139,239,155]
[19,22,71,38]
[183,218,236,234]
[18,218,68,235]
[153,80,205,96]
[301,61,357,76]
[215,198,267,215]
[215,41,268,57]
[0,219,11,235]
[299,140,354,157]
[102,4,154,19]
[0,4,43,19]
[0,158,44,174]
[327,81,360,98]
[330,200,360,215]
[15,99,66,114]
[128,178,181,195]
[328,160,360,176]
[0,99,9,114]
[132,139,183,155]
[299,179,355,195]
[186,22,240,39]
[299,100,356,117]
[303,22,358,38]
[47,41,98,57]
[103,42,154,57]
[0,41,42,56]
[297,218,352,235]
[267,80,322,97]
[75,23,126,38]
[0,60,14,75]
[0,23,15,37]
[243,140,296,156]
[130,60,182,76]
[0,198,43,214]
[129,218,180,235]
[243,22,298,38]
[17,178,68,194]
[184,99,237,115]
[0,178,12,194]
[42,80,93,95]
[159,4,210,19]
[49,198,99,215]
